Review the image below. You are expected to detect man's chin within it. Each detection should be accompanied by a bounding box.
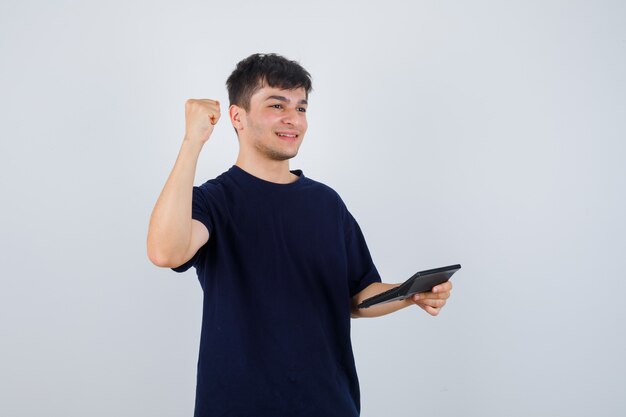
[268,149,298,161]
[255,142,300,161]
[274,153,297,161]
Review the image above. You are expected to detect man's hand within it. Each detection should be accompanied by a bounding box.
[411,281,453,316]
[184,98,221,145]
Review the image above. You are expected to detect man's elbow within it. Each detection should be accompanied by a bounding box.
[350,297,363,319]
[147,247,180,268]
[148,252,170,268]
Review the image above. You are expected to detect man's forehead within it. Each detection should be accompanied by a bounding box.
[252,86,307,102]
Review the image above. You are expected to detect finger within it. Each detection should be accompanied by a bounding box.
[187,99,221,114]
[422,305,440,316]
[197,99,220,106]
[417,298,446,309]
[433,281,452,293]
[209,110,222,124]
[426,291,450,300]
[413,291,449,301]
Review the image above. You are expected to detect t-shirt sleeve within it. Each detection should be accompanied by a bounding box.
[171,185,216,273]
[344,208,382,298]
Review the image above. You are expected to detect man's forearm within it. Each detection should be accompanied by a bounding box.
[147,139,203,266]
[351,282,413,318]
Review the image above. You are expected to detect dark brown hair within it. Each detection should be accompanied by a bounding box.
[226,53,313,112]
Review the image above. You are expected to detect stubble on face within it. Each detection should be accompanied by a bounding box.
[256,142,295,161]
[248,117,298,161]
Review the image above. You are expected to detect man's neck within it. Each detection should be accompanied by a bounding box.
[234,156,299,184]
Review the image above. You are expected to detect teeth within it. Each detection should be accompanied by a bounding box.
[277,133,296,138]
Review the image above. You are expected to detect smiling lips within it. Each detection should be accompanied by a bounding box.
[276,131,299,141]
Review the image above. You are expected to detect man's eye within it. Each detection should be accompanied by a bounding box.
[271,104,282,109]
[298,107,307,113]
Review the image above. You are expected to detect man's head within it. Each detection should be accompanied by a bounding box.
[227,53,312,162]
[226,53,312,114]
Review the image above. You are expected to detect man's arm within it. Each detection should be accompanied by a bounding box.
[351,281,453,318]
[146,99,220,268]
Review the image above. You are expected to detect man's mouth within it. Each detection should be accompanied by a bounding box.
[276,132,299,141]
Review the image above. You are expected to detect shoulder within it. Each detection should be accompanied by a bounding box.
[302,175,346,203]
[195,169,235,196]
[196,177,223,194]
[301,176,352,221]
[191,173,233,211]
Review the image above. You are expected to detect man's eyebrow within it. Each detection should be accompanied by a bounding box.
[265,95,308,105]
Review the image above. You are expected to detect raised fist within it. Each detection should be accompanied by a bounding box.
[184,99,221,144]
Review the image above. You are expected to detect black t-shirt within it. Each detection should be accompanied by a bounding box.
[172,165,381,417]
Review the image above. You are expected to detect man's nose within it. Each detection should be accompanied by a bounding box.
[281,108,300,125]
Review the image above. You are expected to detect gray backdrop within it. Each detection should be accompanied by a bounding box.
[1,1,624,416]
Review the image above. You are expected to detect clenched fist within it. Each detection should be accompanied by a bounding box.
[184,99,221,145]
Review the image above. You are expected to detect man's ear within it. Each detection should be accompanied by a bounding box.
[229,104,245,133]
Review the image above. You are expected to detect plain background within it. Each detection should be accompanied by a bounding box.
[1,1,625,416]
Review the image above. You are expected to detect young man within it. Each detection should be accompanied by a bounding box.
[147,53,452,417]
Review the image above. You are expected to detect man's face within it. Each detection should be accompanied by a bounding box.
[239,85,308,161]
